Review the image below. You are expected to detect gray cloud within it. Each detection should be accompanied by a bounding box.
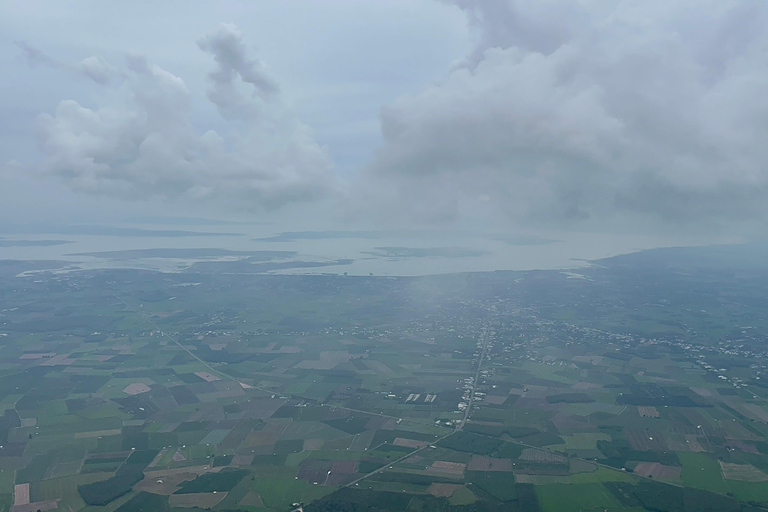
[363,0,768,232]
[27,24,335,209]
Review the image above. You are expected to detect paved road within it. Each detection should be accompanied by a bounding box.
[343,327,492,488]
[343,430,456,488]
[458,327,490,430]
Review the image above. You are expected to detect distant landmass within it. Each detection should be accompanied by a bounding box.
[0,224,242,237]
[256,230,557,246]
[596,243,768,272]
[0,239,72,247]
[123,216,267,226]
[364,247,489,258]
[72,249,297,260]
[488,234,560,246]
[255,230,395,242]
[185,257,353,273]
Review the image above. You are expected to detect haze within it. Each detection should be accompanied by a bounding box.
[2,1,767,267]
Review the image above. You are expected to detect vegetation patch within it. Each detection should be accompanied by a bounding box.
[546,393,595,404]
[173,468,248,494]
[437,432,503,456]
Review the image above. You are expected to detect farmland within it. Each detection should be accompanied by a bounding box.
[0,244,767,511]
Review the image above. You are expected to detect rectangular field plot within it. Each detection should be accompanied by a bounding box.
[467,455,513,472]
[633,462,682,480]
[720,461,768,482]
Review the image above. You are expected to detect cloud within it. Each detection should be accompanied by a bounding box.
[15,41,117,85]
[364,0,768,231]
[197,23,278,120]
[26,24,335,209]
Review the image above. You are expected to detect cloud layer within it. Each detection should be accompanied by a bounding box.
[365,0,768,231]
[31,23,334,209]
[15,4,768,235]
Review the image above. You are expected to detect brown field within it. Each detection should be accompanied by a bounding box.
[170,492,227,508]
[428,483,463,497]
[138,466,221,495]
[725,440,760,454]
[147,448,166,468]
[738,403,768,423]
[468,420,503,427]
[722,420,763,441]
[122,382,152,395]
[19,353,56,359]
[683,434,706,452]
[626,429,667,451]
[393,437,428,449]
[637,406,660,418]
[10,501,57,512]
[381,418,399,429]
[262,419,291,433]
[85,451,132,462]
[194,371,220,382]
[303,438,324,451]
[720,462,768,482]
[13,483,29,506]
[232,455,254,466]
[295,351,353,370]
[572,355,604,365]
[250,444,276,455]
[212,381,244,398]
[663,434,702,452]
[363,360,394,374]
[633,462,681,480]
[364,416,389,430]
[467,455,513,472]
[239,398,285,420]
[331,460,358,474]
[243,431,279,446]
[74,429,122,439]
[324,437,353,451]
[519,449,568,464]
[551,413,591,431]
[514,474,570,484]
[660,434,682,451]
[157,422,180,433]
[572,382,602,390]
[39,354,76,366]
[298,459,334,484]
[431,461,466,475]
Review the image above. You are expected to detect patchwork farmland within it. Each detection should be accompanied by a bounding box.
[1,247,768,511]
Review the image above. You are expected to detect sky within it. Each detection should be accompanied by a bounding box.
[2,0,768,243]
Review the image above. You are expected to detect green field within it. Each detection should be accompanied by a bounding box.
[535,483,624,512]
[678,452,728,494]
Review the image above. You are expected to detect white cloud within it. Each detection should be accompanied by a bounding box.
[365,0,768,232]
[29,24,335,210]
